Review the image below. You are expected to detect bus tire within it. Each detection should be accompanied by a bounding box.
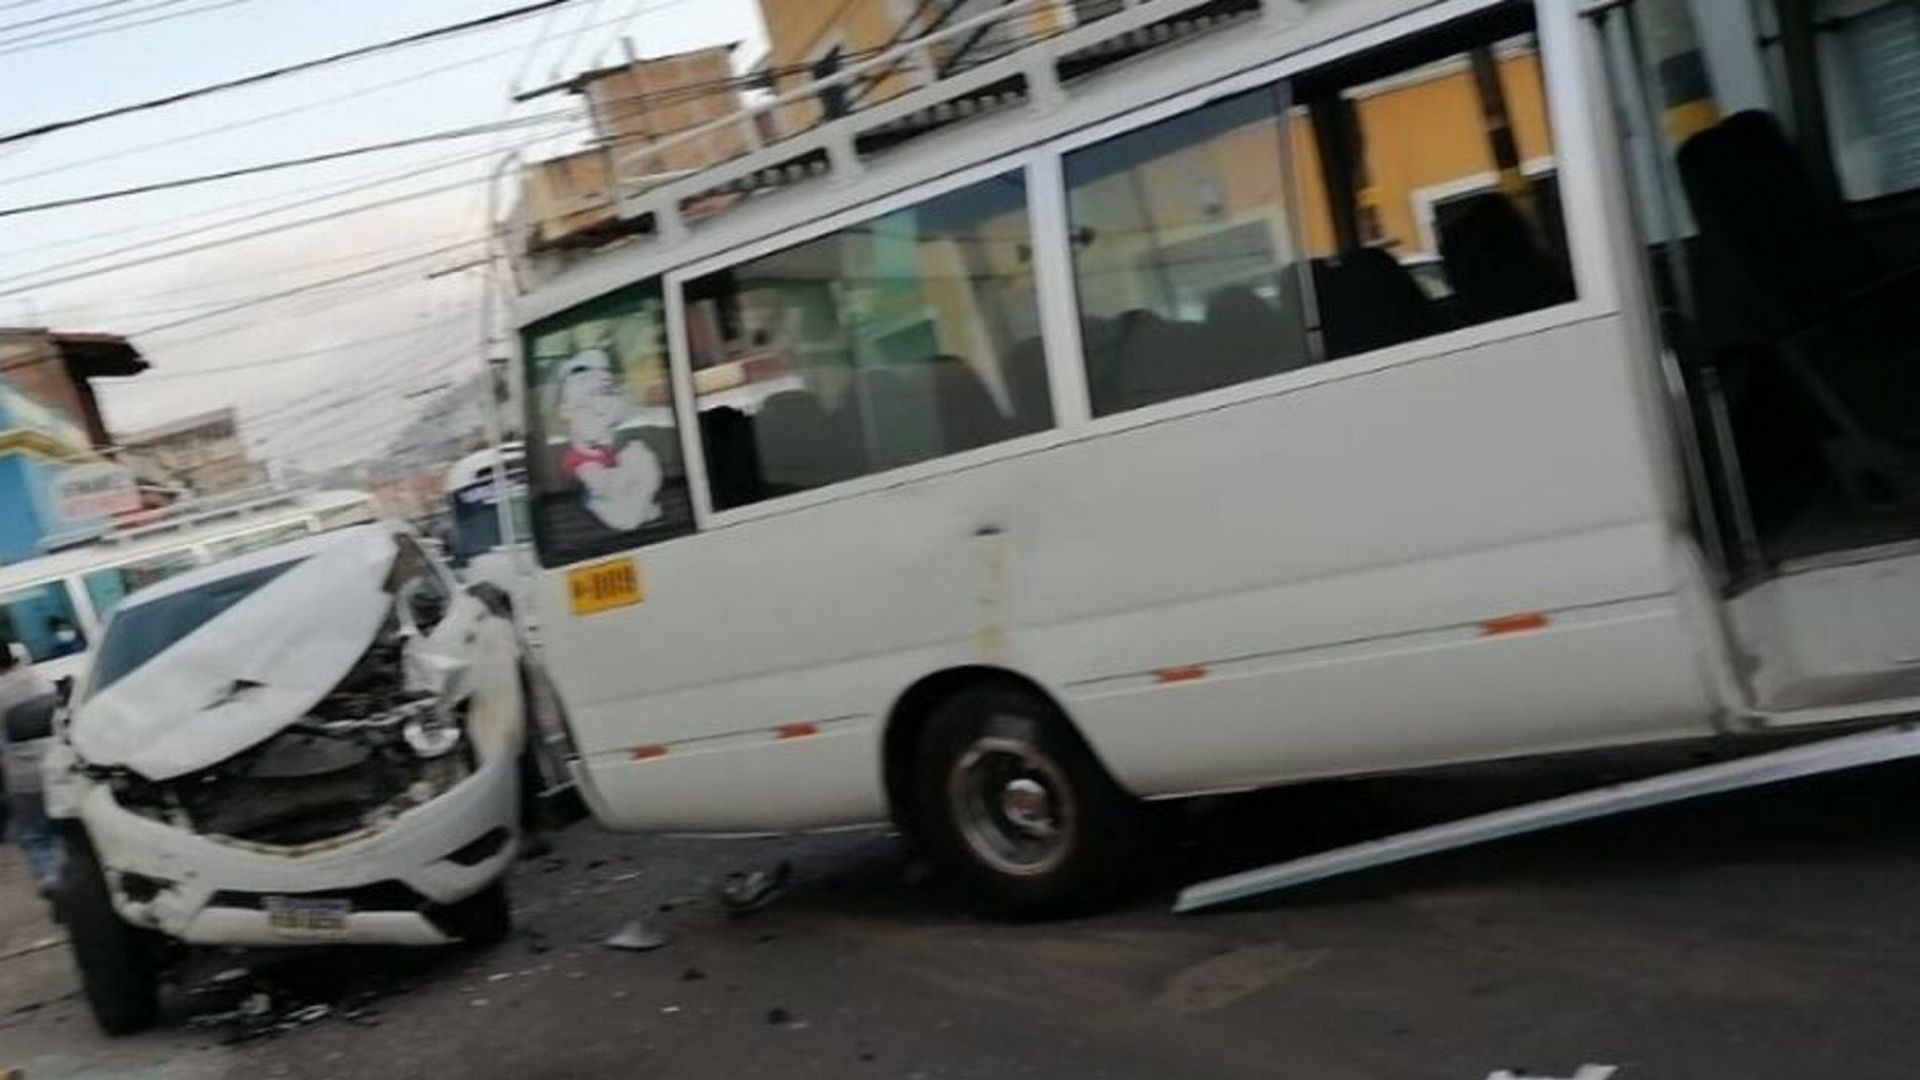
[909,682,1139,917]
[58,831,162,1035]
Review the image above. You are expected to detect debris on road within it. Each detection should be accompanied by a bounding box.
[182,958,417,1044]
[1482,1060,1620,1068]
[604,919,667,951]
[680,966,706,982]
[719,860,791,916]
[765,1006,793,1026]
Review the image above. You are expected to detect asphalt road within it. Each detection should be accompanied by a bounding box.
[6,751,1920,1080]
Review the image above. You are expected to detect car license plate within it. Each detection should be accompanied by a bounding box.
[568,557,643,615]
[263,896,351,932]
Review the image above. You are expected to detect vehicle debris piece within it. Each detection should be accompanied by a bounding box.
[1482,1060,1620,1068]
[604,919,667,951]
[184,958,412,1043]
[720,860,791,915]
[766,1006,794,1026]
[1176,724,1920,912]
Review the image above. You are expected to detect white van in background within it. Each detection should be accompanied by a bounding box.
[0,488,379,690]
[440,445,530,599]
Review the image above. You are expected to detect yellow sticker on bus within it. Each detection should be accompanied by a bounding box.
[568,557,643,615]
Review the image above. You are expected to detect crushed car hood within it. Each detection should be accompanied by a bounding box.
[73,530,401,781]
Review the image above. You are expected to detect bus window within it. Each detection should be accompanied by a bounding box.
[83,548,203,623]
[523,280,696,568]
[0,582,87,663]
[683,170,1051,510]
[1064,86,1314,415]
[1291,6,1573,358]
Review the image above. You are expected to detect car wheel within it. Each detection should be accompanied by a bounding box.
[910,682,1141,917]
[440,880,512,946]
[58,831,161,1035]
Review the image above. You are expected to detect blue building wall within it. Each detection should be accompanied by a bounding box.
[0,381,105,565]
[0,456,50,563]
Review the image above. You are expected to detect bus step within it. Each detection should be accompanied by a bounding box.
[1173,722,1920,913]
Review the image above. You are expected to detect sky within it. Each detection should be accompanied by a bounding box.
[0,0,769,471]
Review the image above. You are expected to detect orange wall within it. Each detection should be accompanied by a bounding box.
[1293,53,1554,258]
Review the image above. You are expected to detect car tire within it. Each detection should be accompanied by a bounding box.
[909,682,1141,918]
[440,880,512,946]
[58,831,161,1035]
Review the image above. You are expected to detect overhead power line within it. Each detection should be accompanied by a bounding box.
[0,0,145,35]
[0,59,810,297]
[0,0,687,189]
[0,0,589,149]
[0,0,254,57]
[19,229,478,318]
[0,109,581,219]
[0,173,485,299]
[137,316,470,383]
[129,237,480,336]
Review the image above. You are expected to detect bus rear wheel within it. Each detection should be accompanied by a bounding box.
[909,683,1139,917]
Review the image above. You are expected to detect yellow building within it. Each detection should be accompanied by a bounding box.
[519,45,753,252]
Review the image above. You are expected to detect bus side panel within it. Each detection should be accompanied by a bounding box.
[539,313,1716,831]
[1017,315,1719,795]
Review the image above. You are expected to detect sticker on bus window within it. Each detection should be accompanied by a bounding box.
[524,283,695,569]
[568,557,643,615]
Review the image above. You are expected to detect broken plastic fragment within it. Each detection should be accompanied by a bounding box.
[603,919,666,951]
[719,860,791,915]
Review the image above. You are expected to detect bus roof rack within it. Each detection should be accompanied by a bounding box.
[511,0,1281,276]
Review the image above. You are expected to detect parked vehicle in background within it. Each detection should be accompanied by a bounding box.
[512,0,1920,916]
[0,488,379,690]
[441,444,530,597]
[42,522,527,1034]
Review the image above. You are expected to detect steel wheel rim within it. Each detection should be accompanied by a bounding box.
[946,731,1075,877]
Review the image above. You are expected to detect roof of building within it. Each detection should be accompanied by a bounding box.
[0,328,147,379]
[514,40,743,102]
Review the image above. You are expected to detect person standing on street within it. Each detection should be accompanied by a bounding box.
[0,643,61,892]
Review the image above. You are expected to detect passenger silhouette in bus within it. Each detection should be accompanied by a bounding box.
[557,348,664,533]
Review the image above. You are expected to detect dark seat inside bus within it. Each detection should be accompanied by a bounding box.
[700,405,763,510]
[1676,111,1920,521]
[1437,192,1575,326]
[1311,248,1439,359]
[754,389,865,494]
[1661,108,1920,568]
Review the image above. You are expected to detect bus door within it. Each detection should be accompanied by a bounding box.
[1589,0,1920,717]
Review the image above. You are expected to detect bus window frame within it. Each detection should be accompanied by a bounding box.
[664,157,1074,532]
[534,0,1622,537]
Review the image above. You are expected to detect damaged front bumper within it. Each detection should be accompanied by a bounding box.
[74,750,518,947]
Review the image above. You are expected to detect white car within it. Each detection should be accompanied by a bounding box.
[42,523,527,1034]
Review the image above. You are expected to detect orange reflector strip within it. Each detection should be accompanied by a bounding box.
[630,744,668,761]
[1154,664,1209,685]
[775,722,819,740]
[1481,612,1551,637]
